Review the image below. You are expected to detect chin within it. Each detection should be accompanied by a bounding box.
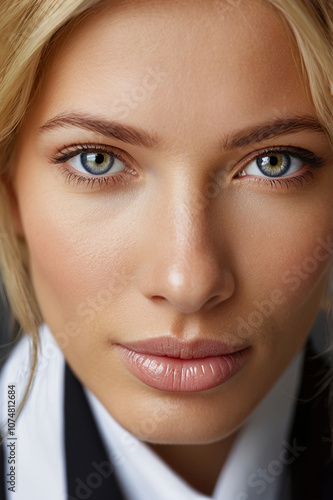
[123,408,241,445]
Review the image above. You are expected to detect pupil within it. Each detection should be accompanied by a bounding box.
[95,153,104,165]
[270,156,278,167]
[257,153,290,178]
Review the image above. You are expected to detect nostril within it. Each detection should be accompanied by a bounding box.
[152,296,167,303]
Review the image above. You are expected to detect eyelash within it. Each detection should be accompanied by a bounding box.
[49,143,326,191]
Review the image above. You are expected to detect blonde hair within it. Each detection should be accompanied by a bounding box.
[0,0,107,417]
[0,0,332,415]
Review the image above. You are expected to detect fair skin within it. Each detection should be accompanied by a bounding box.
[10,0,333,494]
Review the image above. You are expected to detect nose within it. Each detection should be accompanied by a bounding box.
[139,190,235,314]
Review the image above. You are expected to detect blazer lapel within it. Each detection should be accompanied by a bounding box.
[64,363,126,500]
[287,341,333,500]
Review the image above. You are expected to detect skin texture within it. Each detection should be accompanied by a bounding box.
[10,0,333,494]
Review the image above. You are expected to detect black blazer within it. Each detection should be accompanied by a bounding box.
[1,341,332,500]
[286,341,333,500]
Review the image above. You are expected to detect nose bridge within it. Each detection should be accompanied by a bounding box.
[168,183,207,252]
[140,179,235,314]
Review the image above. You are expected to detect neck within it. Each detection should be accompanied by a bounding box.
[148,432,238,496]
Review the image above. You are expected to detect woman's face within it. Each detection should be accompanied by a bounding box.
[13,0,333,444]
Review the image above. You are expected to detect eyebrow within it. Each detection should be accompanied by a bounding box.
[39,112,325,151]
[39,112,159,149]
[221,116,325,150]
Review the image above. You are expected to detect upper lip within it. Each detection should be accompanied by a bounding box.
[115,336,248,359]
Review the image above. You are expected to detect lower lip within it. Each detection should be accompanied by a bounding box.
[114,346,251,392]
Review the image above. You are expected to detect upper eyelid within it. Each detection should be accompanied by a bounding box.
[235,146,323,168]
[244,149,303,167]
[54,142,126,157]
[242,146,316,161]
[51,142,134,166]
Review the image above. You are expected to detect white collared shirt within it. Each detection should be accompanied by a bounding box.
[0,324,303,500]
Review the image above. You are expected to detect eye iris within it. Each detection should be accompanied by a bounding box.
[257,153,290,177]
[81,152,114,175]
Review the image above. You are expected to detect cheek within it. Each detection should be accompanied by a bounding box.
[234,188,333,292]
[228,191,333,350]
[15,171,136,326]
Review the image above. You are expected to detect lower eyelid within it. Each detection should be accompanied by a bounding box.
[56,165,132,189]
[241,169,315,190]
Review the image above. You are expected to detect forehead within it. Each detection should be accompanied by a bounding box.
[29,0,313,149]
